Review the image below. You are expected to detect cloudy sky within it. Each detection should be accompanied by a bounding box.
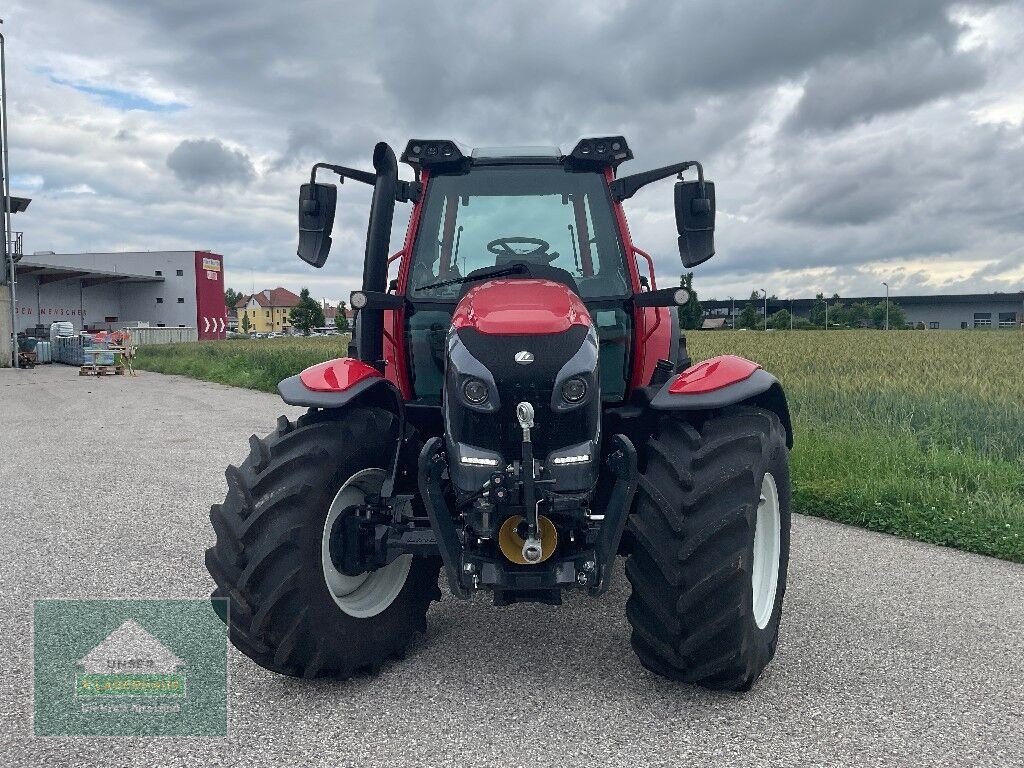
[5,0,1024,303]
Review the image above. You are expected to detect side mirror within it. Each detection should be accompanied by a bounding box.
[675,179,715,267]
[297,183,337,268]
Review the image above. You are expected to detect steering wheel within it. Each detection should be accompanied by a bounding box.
[487,237,556,264]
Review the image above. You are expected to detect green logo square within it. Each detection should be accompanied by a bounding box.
[34,599,227,736]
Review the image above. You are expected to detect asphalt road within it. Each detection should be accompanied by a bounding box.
[2,365,1023,767]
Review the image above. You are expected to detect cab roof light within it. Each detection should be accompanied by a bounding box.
[400,139,471,169]
[566,136,633,169]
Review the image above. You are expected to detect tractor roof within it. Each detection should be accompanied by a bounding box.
[400,135,633,172]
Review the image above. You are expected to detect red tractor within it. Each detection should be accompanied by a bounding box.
[206,137,792,690]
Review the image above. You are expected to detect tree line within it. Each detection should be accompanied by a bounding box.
[676,278,908,331]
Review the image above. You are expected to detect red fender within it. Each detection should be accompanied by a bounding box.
[668,355,761,394]
[299,358,382,391]
[279,358,398,409]
[650,355,793,448]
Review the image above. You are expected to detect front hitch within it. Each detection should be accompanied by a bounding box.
[515,402,543,563]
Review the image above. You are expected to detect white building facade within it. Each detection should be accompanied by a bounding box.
[14,250,227,339]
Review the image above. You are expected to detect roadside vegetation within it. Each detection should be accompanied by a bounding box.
[135,335,350,393]
[135,330,1024,562]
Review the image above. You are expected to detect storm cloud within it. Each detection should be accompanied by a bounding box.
[4,0,1024,301]
[166,138,256,189]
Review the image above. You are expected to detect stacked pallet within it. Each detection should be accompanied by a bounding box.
[79,343,126,376]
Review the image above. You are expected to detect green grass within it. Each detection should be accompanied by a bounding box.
[136,330,1024,562]
[134,336,351,393]
[689,331,1024,561]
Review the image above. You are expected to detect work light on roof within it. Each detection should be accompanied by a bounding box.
[400,140,468,168]
[567,135,633,168]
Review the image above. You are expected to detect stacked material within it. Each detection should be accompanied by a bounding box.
[35,341,52,364]
[83,342,116,367]
[54,334,89,366]
[49,321,74,341]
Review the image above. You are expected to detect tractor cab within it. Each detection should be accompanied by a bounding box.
[402,148,634,405]
[296,136,717,413]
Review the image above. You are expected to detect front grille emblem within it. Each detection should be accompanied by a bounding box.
[514,350,534,365]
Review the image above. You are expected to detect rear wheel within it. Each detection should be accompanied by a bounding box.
[205,407,441,678]
[625,406,791,690]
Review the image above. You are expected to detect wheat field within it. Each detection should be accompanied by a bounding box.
[136,329,1024,561]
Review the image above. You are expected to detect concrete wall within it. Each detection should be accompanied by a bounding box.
[0,284,11,367]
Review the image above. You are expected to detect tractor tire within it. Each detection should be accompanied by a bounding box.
[625,406,791,691]
[205,406,442,679]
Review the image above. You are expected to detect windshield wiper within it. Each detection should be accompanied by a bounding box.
[416,264,524,292]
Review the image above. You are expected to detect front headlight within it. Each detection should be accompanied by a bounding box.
[561,377,587,404]
[462,377,489,405]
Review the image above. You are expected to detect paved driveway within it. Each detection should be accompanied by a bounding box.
[2,365,1022,767]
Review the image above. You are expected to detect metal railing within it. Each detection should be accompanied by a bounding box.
[8,230,22,259]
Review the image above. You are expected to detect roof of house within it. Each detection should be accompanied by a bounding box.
[236,287,302,308]
[701,317,728,330]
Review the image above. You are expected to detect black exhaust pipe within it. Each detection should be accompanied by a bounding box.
[357,142,398,370]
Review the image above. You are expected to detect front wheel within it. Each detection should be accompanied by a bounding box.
[205,407,441,679]
[625,406,791,690]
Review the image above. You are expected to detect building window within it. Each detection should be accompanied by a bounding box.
[961,321,968,329]
[928,321,939,329]
[177,297,185,304]
[176,269,184,277]
[104,316,118,322]
[178,324,185,327]
[157,323,166,327]
[156,297,163,304]
[973,312,992,328]
[266,311,271,318]
[155,270,162,276]
[998,311,1017,328]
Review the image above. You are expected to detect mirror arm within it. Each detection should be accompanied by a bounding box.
[396,180,422,204]
[309,164,420,203]
[309,162,376,187]
[611,160,702,201]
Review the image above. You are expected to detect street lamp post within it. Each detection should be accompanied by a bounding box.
[789,297,794,330]
[728,296,734,330]
[0,19,14,367]
[882,281,889,331]
[761,288,768,331]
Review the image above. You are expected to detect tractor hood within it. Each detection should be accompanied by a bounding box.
[452,279,591,336]
[443,277,601,494]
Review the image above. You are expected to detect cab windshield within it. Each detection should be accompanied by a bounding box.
[409,165,629,300]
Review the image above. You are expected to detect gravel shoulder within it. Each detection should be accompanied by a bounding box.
[2,365,1022,768]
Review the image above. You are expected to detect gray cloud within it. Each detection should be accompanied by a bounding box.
[5,0,1023,302]
[166,138,256,189]
[786,39,987,132]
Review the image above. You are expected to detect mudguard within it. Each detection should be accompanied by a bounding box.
[649,355,794,447]
[278,358,400,409]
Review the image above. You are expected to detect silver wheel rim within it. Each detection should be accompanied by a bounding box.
[752,472,781,630]
[321,468,412,619]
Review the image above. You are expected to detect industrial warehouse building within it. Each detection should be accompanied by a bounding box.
[702,292,1024,329]
[12,250,227,339]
